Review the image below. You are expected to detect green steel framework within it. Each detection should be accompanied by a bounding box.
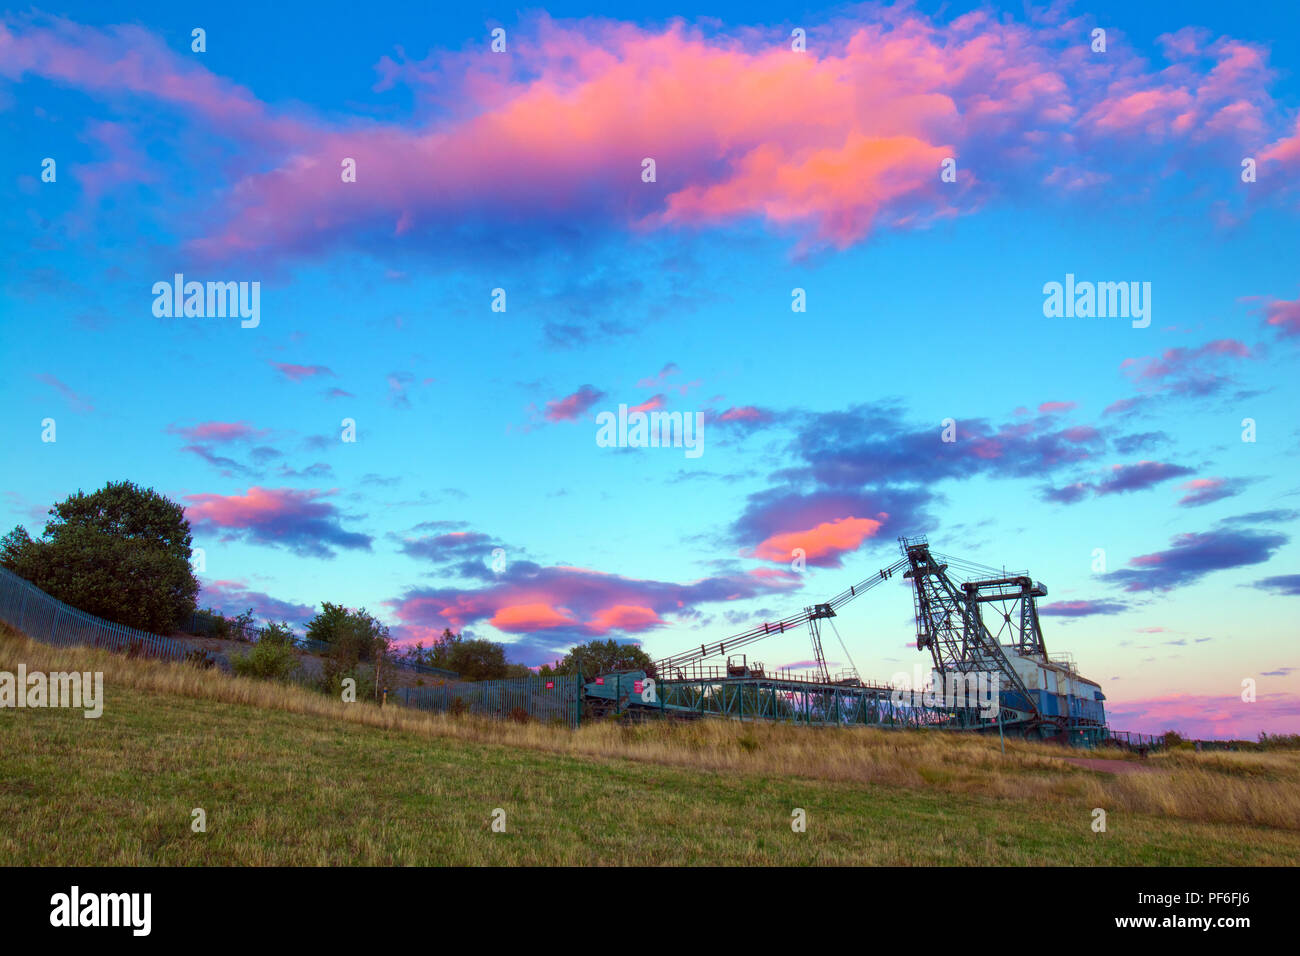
[602,670,1006,730]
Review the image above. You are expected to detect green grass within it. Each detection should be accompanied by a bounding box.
[4,678,1297,865]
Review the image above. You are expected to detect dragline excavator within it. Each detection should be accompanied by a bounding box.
[582,536,1108,741]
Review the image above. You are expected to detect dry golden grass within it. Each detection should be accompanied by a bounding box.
[4,625,1297,834]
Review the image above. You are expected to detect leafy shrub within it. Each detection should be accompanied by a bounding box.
[202,609,231,640]
[231,640,299,681]
[259,620,295,647]
[319,663,376,702]
[183,648,216,670]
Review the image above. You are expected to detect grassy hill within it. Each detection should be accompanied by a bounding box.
[3,624,1298,866]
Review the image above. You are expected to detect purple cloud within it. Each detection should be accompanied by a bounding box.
[197,579,315,627]
[35,373,93,412]
[1094,461,1196,496]
[1039,600,1129,617]
[1255,575,1300,596]
[1106,528,1288,593]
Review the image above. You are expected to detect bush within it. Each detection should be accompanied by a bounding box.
[202,609,231,640]
[0,481,199,634]
[259,620,295,647]
[231,640,300,681]
[183,648,216,670]
[319,662,377,702]
[306,603,388,663]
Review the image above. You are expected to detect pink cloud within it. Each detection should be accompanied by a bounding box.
[3,11,1292,262]
[1262,296,1300,337]
[184,486,372,557]
[544,385,605,422]
[628,394,665,414]
[1060,426,1099,443]
[587,605,663,634]
[718,406,764,422]
[1105,691,1300,740]
[1082,35,1273,144]
[1177,476,1242,507]
[389,560,796,639]
[167,420,266,443]
[271,362,335,382]
[490,603,578,632]
[753,515,885,565]
[1122,338,1252,382]
[1260,114,1300,169]
[0,15,302,146]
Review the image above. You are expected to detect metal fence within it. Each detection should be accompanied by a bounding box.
[0,565,187,662]
[400,674,582,729]
[185,609,332,654]
[390,657,460,678]
[1105,729,1167,751]
[186,609,461,678]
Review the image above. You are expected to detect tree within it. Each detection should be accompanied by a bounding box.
[308,604,392,701]
[427,627,461,670]
[0,526,33,568]
[401,628,467,673]
[555,639,653,678]
[1,481,199,634]
[397,627,521,681]
[306,602,351,647]
[446,638,509,681]
[307,603,389,663]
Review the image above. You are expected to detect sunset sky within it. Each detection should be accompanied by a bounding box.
[2,0,1298,738]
